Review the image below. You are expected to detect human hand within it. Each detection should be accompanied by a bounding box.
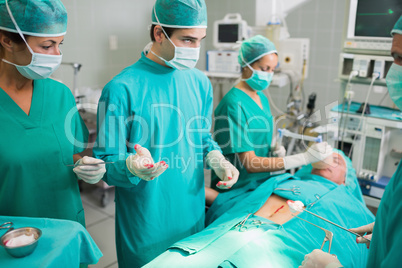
[206,150,239,190]
[284,142,333,170]
[126,145,168,181]
[299,249,342,268]
[349,222,374,248]
[272,143,286,158]
[73,156,106,184]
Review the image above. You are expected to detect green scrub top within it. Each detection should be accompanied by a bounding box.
[367,161,402,267]
[93,52,221,267]
[212,87,274,192]
[0,79,88,226]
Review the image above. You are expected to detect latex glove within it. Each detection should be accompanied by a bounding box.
[272,143,286,158]
[126,145,168,181]
[349,222,374,248]
[299,249,343,268]
[73,156,106,184]
[206,150,239,190]
[283,142,333,170]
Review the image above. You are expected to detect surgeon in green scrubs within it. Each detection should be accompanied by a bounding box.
[212,35,332,192]
[0,0,106,226]
[300,15,402,268]
[93,0,239,267]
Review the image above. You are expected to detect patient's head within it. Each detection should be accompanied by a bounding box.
[311,153,346,185]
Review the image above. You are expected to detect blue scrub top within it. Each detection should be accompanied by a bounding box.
[93,52,221,267]
[212,87,274,191]
[367,161,402,267]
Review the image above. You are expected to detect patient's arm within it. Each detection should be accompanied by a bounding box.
[205,187,219,206]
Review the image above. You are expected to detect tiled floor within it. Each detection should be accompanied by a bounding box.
[81,169,212,268]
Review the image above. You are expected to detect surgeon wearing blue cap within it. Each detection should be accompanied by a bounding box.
[0,0,105,226]
[93,0,239,266]
[300,15,402,268]
[212,35,332,192]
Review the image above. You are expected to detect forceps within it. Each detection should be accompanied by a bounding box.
[275,186,301,195]
[292,214,333,253]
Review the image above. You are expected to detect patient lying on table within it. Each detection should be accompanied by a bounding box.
[145,150,374,268]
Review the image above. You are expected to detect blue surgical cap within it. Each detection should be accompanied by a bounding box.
[238,35,277,67]
[151,0,207,28]
[0,0,67,37]
[391,15,402,36]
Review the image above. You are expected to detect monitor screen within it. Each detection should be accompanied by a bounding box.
[218,24,239,43]
[354,0,402,38]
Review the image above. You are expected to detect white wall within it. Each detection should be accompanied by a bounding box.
[54,0,374,117]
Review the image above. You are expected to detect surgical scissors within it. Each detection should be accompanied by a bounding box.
[292,214,333,253]
[275,186,301,195]
[0,222,12,230]
[234,214,274,232]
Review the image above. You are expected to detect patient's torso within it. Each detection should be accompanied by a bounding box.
[254,194,300,224]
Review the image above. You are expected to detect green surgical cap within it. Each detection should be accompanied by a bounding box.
[0,0,67,37]
[391,15,402,36]
[151,0,207,28]
[238,35,277,67]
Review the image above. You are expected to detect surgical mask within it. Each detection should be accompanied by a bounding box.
[1,0,62,80]
[242,66,273,91]
[151,7,200,70]
[386,63,402,111]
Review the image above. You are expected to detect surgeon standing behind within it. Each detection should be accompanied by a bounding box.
[0,0,105,226]
[93,0,239,266]
[300,15,402,268]
[212,35,332,192]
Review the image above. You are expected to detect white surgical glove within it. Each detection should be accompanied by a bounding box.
[283,142,333,170]
[299,249,343,268]
[73,156,106,184]
[126,144,168,181]
[349,222,374,248]
[272,143,286,158]
[206,150,239,190]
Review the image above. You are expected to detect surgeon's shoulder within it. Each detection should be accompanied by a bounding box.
[191,68,210,83]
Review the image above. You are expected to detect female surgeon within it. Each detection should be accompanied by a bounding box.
[211,35,333,191]
[300,15,402,268]
[0,0,106,226]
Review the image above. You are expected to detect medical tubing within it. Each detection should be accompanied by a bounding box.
[337,71,358,149]
[266,87,287,115]
[348,73,379,158]
[340,99,352,152]
[278,129,322,143]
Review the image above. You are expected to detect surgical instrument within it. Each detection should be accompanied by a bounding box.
[0,222,13,230]
[292,214,333,253]
[275,186,301,195]
[302,208,371,242]
[66,162,115,167]
[235,213,253,232]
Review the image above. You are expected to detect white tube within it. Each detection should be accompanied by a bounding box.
[278,129,322,143]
